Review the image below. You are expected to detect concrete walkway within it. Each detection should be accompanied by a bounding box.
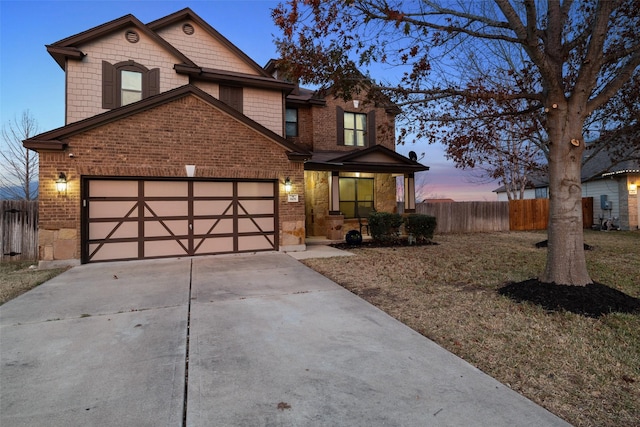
[1,252,571,426]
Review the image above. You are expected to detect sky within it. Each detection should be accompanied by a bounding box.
[0,0,499,201]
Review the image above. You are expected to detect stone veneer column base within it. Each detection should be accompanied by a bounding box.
[326,214,345,240]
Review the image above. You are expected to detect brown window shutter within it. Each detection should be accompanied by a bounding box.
[220,85,243,112]
[147,68,160,97]
[367,110,376,146]
[336,106,344,145]
[102,61,117,109]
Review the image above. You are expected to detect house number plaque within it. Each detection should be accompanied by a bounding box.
[288,194,299,202]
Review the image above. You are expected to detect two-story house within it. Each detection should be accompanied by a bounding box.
[24,8,427,265]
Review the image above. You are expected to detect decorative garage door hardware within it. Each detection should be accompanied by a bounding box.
[83,179,277,263]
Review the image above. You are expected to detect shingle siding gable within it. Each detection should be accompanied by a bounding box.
[66,29,187,124]
[154,21,258,75]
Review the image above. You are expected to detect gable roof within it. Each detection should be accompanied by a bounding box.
[46,14,196,70]
[147,8,272,79]
[582,145,640,180]
[305,145,429,173]
[493,145,640,193]
[23,84,311,161]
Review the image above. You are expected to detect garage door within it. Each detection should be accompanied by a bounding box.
[82,179,277,263]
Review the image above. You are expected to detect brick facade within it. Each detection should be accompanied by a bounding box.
[309,95,396,152]
[31,8,425,263]
[38,95,305,261]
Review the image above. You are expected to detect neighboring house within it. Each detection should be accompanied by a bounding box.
[494,148,639,230]
[24,8,427,264]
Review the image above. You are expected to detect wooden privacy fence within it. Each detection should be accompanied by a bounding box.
[509,197,593,230]
[1,200,38,261]
[414,201,510,233]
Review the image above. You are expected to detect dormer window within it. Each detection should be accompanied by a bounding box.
[102,60,159,109]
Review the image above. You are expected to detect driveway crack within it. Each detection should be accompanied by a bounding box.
[182,259,193,426]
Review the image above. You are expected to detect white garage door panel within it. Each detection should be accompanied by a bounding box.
[84,179,277,263]
[145,181,187,197]
[89,201,137,219]
[238,217,275,233]
[145,201,189,217]
[194,237,234,254]
[193,200,233,216]
[144,239,189,258]
[90,221,138,240]
[193,218,234,235]
[90,180,138,197]
[193,181,233,197]
[239,200,274,215]
[144,220,189,237]
[89,242,138,262]
[238,181,274,197]
[238,235,274,251]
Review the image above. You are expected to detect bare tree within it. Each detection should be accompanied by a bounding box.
[396,171,434,203]
[273,0,640,286]
[1,111,39,200]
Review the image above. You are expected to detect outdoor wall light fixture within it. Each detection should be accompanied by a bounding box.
[284,177,292,193]
[629,183,637,195]
[55,172,68,195]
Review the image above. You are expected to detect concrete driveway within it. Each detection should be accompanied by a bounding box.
[1,252,570,426]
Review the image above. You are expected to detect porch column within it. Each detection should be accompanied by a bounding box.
[329,171,341,214]
[404,172,416,213]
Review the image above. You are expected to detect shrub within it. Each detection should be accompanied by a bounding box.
[404,214,437,242]
[368,212,403,242]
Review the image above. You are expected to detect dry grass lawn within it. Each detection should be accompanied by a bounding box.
[302,230,640,427]
[0,261,68,305]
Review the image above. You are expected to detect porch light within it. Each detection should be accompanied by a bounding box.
[629,183,637,195]
[284,177,292,193]
[55,172,68,195]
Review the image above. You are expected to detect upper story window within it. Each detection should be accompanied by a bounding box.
[344,112,367,146]
[121,70,142,106]
[285,108,298,137]
[102,60,159,109]
[336,107,375,147]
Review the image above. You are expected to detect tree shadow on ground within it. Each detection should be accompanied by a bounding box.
[498,279,640,318]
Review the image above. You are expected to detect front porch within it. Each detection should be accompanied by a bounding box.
[302,146,428,241]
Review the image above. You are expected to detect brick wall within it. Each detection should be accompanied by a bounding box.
[38,94,305,261]
[287,105,314,151]
[309,95,397,152]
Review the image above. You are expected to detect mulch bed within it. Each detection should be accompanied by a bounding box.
[498,279,640,318]
[331,238,438,250]
[331,237,640,318]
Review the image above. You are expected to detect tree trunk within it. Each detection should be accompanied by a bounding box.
[540,106,592,286]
